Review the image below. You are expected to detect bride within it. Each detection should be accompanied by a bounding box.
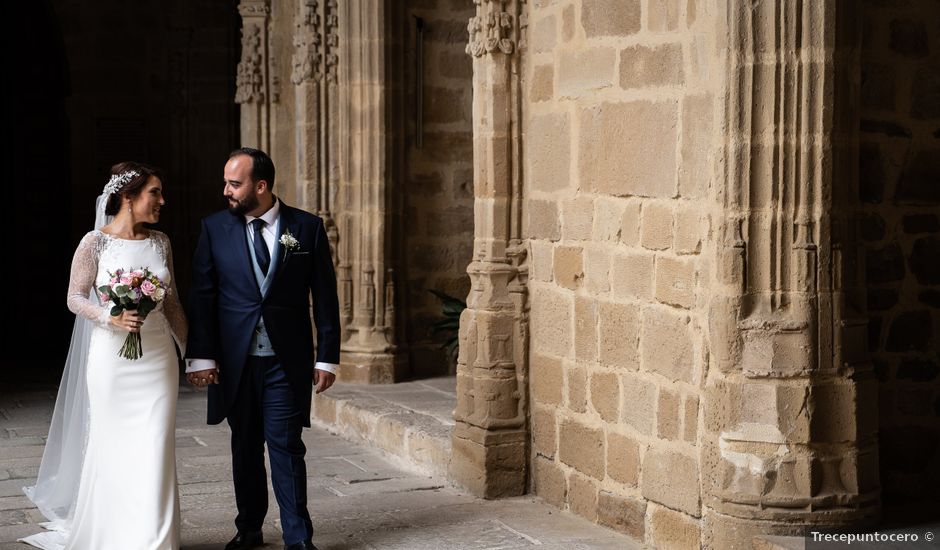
[21,162,188,549]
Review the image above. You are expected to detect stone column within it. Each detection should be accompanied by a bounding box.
[704,1,878,546]
[451,0,530,499]
[333,0,407,383]
[235,0,277,151]
[290,0,340,256]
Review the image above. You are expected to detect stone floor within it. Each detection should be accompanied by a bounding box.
[0,382,640,550]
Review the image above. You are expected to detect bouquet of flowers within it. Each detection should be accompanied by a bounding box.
[97,267,168,360]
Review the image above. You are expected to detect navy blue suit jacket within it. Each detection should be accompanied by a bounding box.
[186,203,340,426]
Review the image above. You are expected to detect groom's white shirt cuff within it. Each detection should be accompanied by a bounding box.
[185,359,217,373]
[185,359,338,375]
[315,362,338,374]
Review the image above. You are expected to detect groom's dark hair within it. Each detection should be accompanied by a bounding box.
[230,147,275,190]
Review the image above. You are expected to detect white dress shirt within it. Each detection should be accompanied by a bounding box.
[186,199,338,375]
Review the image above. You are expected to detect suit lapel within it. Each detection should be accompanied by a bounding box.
[224,215,262,298]
[270,204,301,288]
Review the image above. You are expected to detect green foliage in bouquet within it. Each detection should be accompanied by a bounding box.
[97,267,167,360]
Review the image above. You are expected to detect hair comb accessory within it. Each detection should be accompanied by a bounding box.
[102,170,141,196]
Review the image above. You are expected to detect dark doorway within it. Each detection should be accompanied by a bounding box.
[5,1,240,384]
[859,0,940,525]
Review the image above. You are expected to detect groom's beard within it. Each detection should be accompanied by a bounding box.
[226,194,259,216]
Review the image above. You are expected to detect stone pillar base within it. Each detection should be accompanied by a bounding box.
[450,423,526,499]
[338,351,408,384]
[703,508,880,550]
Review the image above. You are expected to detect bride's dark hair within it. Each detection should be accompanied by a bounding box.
[104,161,162,216]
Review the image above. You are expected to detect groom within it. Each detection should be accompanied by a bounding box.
[186,148,340,550]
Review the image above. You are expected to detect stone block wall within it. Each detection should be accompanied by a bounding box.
[859,0,940,507]
[403,0,475,377]
[524,0,717,546]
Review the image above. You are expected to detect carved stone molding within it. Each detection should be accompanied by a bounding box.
[235,0,274,151]
[324,0,339,84]
[268,27,280,104]
[235,23,264,104]
[237,1,269,17]
[288,0,342,335]
[291,0,323,85]
[704,1,875,545]
[452,0,529,499]
[466,0,525,57]
[291,0,338,86]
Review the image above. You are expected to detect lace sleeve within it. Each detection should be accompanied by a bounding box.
[66,232,112,328]
[159,232,188,355]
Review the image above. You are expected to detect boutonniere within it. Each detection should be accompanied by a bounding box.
[279,230,300,261]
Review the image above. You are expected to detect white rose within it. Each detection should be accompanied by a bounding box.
[152,287,166,301]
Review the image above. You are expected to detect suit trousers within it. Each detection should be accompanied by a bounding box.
[227,356,313,545]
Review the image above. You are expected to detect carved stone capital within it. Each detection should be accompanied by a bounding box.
[235,0,271,105]
[466,0,526,58]
[238,0,269,17]
[291,0,339,86]
[235,23,265,104]
[291,0,323,85]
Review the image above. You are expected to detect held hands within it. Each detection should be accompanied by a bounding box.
[186,368,220,388]
[315,369,335,394]
[109,310,145,333]
[185,367,332,392]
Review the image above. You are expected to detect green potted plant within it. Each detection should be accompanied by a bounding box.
[428,289,467,365]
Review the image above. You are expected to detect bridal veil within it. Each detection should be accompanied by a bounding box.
[23,193,112,526]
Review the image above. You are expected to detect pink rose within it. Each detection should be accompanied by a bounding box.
[120,274,134,285]
[140,280,156,296]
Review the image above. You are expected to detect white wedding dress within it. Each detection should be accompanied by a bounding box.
[21,230,187,550]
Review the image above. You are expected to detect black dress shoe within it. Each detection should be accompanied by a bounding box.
[225,531,264,550]
[284,541,317,550]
